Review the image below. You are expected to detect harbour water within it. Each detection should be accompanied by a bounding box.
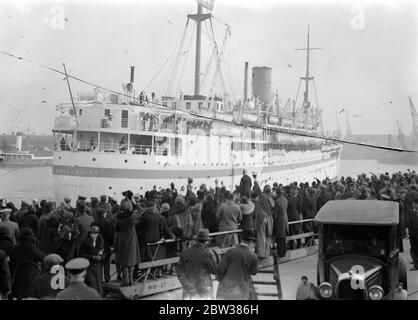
[0,159,417,204]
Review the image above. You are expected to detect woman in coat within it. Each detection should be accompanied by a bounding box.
[252,193,273,261]
[10,227,45,299]
[239,196,255,233]
[80,226,104,295]
[114,205,141,286]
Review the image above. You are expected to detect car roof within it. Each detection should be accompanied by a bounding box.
[315,200,399,226]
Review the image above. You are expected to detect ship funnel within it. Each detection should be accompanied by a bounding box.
[16,133,23,152]
[244,62,249,103]
[130,66,135,83]
[252,66,272,104]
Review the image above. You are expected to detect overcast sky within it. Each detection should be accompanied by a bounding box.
[0,0,417,136]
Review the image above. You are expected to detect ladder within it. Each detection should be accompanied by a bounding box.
[253,252,283,300]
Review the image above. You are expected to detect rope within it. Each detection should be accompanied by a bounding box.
[1,49,417,154]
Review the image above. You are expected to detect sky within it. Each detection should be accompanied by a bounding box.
[0,0,417,135]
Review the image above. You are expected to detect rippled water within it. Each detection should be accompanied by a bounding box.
[0,159,417,204]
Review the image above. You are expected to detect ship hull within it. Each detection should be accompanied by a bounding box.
[52,151,340,202]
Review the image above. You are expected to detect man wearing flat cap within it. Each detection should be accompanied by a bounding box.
[33,254,69,299]
[56,258,101,300]
[177,229,218,299]
[216,230,258,300]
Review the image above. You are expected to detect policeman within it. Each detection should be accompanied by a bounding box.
[55,258,101,300]
[393,282,408,300]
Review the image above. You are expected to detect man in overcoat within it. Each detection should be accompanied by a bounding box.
[177,229,218,299]
[216,230,258,300]
[239,169,252,198]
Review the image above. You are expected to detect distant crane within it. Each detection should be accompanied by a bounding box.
[396,120,407,149]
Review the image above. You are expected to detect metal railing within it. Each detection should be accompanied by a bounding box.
[140,219,317,270]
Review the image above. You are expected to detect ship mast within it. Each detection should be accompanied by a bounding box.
[188,2,212,96]
[295,26,322,130]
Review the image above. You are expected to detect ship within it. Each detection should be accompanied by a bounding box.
[0,133,53,167]
[52,0,342,202]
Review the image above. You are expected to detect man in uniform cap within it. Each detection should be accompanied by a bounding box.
[33,254,69,299]
[177,229,218,299]
[56,258,101,300]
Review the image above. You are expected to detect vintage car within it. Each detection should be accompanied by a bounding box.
[314,200,407,300]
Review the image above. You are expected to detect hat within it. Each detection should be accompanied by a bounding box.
[44,254,64,266]
[0,208,12,215]
[240,196,249,204]
[65,258,90,274]
[64,197,71,203]
[88,226,100,234]
[197,229,211,241]
[78,196,86,201]
[241,229,257,242]
[161,203,170,212]
[133,193,140,200]
[99,195,107,202]
[122,190,133,198]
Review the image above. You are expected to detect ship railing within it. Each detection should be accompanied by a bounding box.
[141,219,317,269]
[0,153,33,160]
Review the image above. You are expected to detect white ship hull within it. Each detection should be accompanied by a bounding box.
[52,138,341,202]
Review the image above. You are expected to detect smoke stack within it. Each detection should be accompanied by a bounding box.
[130,66,135,83]
[244,62,248,103]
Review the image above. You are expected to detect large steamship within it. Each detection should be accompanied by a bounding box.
[52,1,342,202]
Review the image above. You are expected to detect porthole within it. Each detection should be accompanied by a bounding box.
[144,161,146,164]
[92,158,96,161]
[108,186,112,190]
[59,156,61,160]
[124,159,127,163]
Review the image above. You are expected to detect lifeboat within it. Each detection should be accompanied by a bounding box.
[240,111,258,124]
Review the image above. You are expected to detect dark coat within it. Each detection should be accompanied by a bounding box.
[114,211,141,268]
[239,175,252,198]
[0,234,14,258]
[33,272,70,299]
[177,242,218,299]
[137,207,167,262]
[56,281,101,300]
[74,213,94,256]
[201,199,218,233]
[10,237,45,299]
[304,193,318,219]
[286,194,301,234]
[216,244,258,300]
[93,217,114,250]
[38,216,59,255]
[21,212,39,236]
[79,235,104,296]
[0,250,11,295]
[273,195,289,240]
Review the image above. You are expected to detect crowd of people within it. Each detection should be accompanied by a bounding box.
[0,168,418,300]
